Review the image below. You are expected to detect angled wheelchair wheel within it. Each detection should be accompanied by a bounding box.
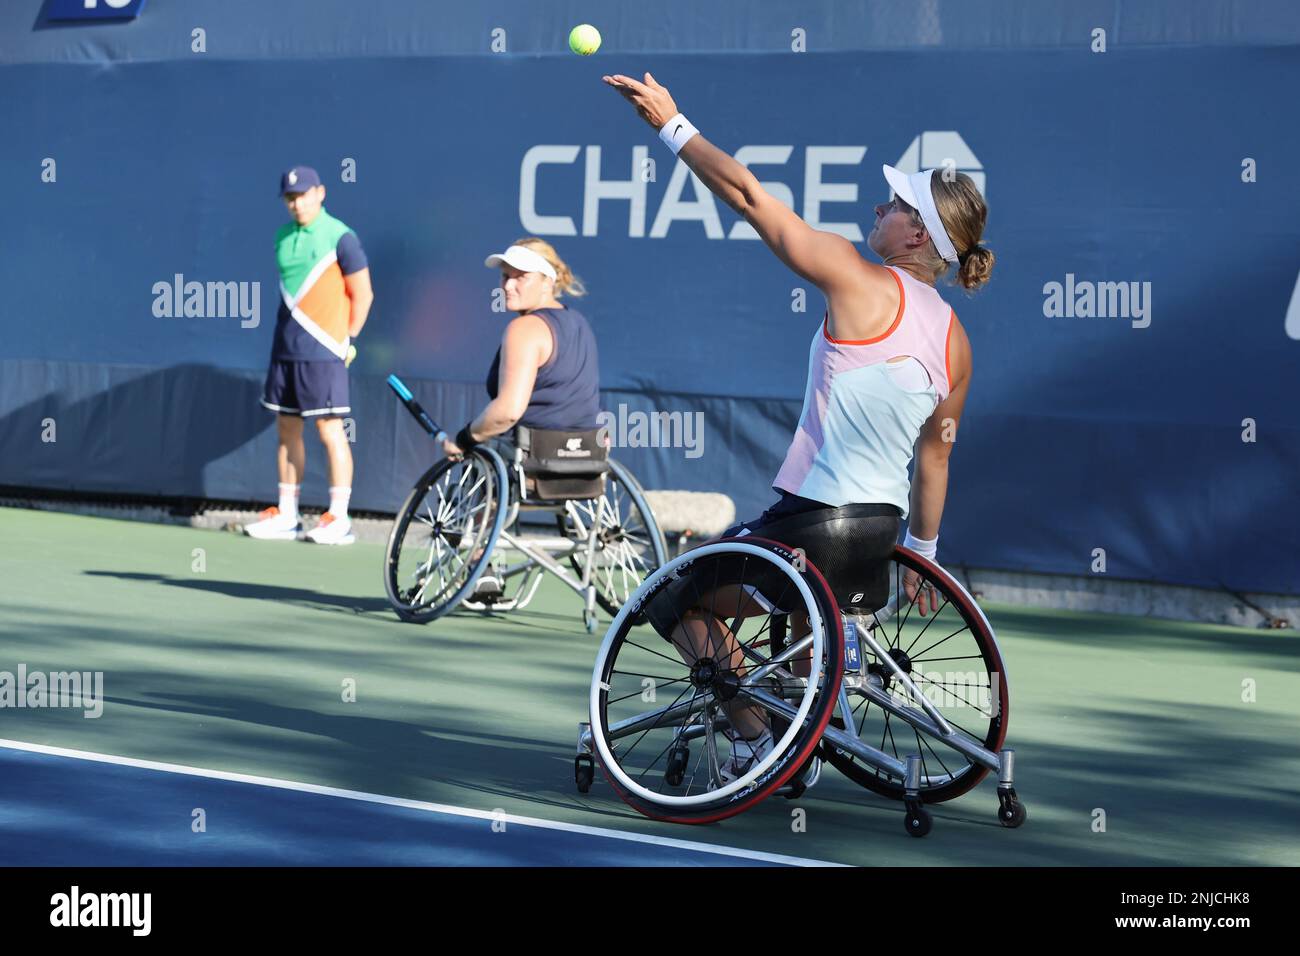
[589,537,843,824]
[558,458,669,616]
[820,545,1009,804]
[383,446,509,623]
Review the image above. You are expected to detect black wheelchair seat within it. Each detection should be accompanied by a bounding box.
[516,425,610,501]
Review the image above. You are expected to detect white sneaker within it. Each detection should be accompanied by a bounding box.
[472,555,507,597]
[243,506,301,541]
[306,512,355,545]
[472,572,503,597]
[717,728,774,786]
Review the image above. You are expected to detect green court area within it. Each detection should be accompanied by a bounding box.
[2,505,1296,866]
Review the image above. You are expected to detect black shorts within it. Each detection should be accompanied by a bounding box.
[644,492,902,638]
[261,359,350,418]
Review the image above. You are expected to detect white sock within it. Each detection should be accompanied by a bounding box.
[277,483,300,519]
[328,486,351,520]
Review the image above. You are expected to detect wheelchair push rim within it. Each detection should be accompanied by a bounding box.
[383,446,509,623]
[820,544,1010,803]
[588,537,843,824]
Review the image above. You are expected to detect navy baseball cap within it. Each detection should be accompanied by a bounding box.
[279,165,322,196]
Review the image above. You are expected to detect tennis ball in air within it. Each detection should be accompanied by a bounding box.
[569,24,601,56]
[346,345,357,367]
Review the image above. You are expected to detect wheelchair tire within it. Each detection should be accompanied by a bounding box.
[819,544,1010,804]
[383,446,509,623]
[558,457,669,617]
[589,537,843,824]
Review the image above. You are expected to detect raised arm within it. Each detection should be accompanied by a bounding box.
[603,72,865,297]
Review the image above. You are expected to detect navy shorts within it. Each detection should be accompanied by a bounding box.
[643,492,902,638]
[261,360,350,418]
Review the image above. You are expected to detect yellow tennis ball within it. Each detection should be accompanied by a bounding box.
[568,24,601,56]
[346,345,357,367]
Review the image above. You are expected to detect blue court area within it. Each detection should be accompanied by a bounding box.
[0,744,824,867]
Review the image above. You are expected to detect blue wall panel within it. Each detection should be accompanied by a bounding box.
[2,3,1297,593]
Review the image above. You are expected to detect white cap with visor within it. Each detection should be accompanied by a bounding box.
[484,244,557,280]
[881,165,959,264]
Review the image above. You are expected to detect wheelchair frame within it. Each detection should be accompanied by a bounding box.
[383,375,668,631]
[459,446,670,632]
[574,537,1026,836]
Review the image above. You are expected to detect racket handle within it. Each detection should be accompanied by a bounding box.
[386,374,446,442]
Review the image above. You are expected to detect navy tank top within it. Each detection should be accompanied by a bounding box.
[485,306,601,430]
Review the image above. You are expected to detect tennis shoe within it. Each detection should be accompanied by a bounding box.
[243,506,301,541]
[717,728,774,786]
[306,512,355,545]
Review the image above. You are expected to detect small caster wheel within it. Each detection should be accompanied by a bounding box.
[583,610,598,634]
[997,788,1027,828]
[664,745,689,787]
[575,754,595,793]
[903,799,931,838]
[783,778,807,801]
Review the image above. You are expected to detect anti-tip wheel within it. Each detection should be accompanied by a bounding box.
[904,804,932,838]
[664,745,689,788]
[998,790,1027,828]
[575,754,595,793]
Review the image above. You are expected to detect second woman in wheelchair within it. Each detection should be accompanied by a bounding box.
[441,238,600,461]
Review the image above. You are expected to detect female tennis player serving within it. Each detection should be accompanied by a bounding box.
[604,71,995,782]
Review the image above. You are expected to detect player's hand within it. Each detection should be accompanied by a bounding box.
[902,567,941,616]
[602,72,679,130]
[442,437,465,461]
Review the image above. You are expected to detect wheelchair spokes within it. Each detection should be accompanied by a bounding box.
[584,538,842,823]
[561,459,669,616]
[821,546,1009,804]
[384,449,507,622]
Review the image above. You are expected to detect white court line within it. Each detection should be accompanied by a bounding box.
[0,738,847,868]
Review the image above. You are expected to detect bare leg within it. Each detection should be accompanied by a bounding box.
[667,584,773,741]
[314,416,353,489]
[277,414,305,485]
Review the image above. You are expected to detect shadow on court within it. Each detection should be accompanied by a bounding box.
[83,569,392,616]
[99,686,643,823]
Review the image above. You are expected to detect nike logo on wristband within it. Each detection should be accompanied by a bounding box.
[674,123,683,136]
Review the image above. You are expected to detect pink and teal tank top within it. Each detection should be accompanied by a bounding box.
[772,267,956,518]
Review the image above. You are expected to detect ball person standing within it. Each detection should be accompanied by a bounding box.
[246,166,374,545]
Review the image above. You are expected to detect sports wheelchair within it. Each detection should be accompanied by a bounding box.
[574,535,1027,836]
[382,376,669,632]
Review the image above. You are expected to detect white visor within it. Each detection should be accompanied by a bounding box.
[881,165,959,264]
[484,244,557,281]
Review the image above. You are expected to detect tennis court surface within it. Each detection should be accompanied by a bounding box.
[2,507,1297,867]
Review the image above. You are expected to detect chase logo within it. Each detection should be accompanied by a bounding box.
[522,132,986,241]
[895,131,985,198]
[46,0,146,21]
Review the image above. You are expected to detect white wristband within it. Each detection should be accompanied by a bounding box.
[658,113,699,156]
[904,529,938,563]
